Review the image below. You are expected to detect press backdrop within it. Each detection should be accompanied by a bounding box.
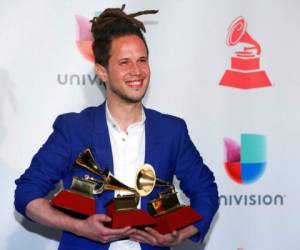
[1,0,299,249]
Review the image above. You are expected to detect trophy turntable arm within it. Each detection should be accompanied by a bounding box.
[81,176,106,195]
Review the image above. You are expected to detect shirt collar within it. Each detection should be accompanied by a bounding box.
[105,103,146,133]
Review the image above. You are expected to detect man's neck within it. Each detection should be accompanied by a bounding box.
[107,99,143,132]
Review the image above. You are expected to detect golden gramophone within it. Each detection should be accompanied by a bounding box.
[136,164,202,234]
[50,148,155,228]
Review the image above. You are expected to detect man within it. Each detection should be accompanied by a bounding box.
[15,5,219,250]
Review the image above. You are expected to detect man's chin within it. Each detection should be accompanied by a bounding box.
[123,97,143,104]
[109,87,147,104]
[121,94,145,104]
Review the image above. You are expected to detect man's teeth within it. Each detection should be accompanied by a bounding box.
[127,81,142,86]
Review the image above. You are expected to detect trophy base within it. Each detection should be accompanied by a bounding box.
[50,189,96,218]
[106,201,156,229]
[153,206,202,234]
[220,69,272,89]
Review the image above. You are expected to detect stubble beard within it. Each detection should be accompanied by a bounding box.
[109,81,149,104]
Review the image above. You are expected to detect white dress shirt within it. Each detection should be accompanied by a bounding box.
[106,104,145,250]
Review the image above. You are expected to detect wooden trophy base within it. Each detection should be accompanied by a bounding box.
[153,206,202,234]
[50,189,96,218]
[105,201,156,229]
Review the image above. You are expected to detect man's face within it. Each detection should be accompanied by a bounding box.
[96,35,150,104]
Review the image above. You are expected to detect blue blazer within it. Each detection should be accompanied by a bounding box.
[15,102,219,250]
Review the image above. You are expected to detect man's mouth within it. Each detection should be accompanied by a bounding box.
[125,80,143,88]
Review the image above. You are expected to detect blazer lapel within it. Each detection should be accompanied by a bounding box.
[91,102,115,213]
[144,108,162,168]
[91,102,114,175]
[142,108,162,209]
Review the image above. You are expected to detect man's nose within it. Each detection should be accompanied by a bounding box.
[129,63,142,75]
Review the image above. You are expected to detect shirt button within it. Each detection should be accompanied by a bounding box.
[122,138,126,142]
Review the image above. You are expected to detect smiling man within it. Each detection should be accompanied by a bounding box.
[96,34,150,130]
[14,5,219,250]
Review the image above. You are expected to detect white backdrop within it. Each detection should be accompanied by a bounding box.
[1,0,299,249]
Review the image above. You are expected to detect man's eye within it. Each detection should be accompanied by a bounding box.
[139,58,148,63]
[119,61,128,65]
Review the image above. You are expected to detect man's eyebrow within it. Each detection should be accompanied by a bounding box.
[118,57,130,62]
[118,56,148,61]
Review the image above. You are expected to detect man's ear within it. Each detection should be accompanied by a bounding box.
[95,64,108,83]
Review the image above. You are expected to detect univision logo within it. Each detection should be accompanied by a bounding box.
[56,14,98,86]
[221,134,285,206]
[219,193,284,206]
[224,133,266,184]
[75,15,94,62]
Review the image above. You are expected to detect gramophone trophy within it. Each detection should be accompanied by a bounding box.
[50,173,99,218]
[51,148,155,228]
[219,16,271,89]
[136,164,202,234]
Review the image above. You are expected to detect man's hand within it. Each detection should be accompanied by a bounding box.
[75,214,136,243]
[129,225,198,247]
[25,199,136,244]
[130,227,182,247]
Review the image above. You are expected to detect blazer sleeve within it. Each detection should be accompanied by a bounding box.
[14,114,72,218]
[174,119,219,242]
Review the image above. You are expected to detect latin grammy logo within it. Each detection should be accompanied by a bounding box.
[219,16,272,89]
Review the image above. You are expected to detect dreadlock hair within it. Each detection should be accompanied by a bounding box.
[90,4,158,68]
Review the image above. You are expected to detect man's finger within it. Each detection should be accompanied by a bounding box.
[130,236,142,243]
[145,227,180,245]
[144,227,161,236]
[102,226,133,236]
[145,227,178,240]
[171,230,179,238]
[103,228,136,242]
[132,230,157,244]
[145,227,174,239]
[93,214,111,222]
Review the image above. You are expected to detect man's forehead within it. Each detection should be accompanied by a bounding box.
[110,35,148,57]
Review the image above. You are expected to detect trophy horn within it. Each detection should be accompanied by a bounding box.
[76,148,108,179]
[76,148,139,202]
[136,164,171,197]
[105,174,139,196]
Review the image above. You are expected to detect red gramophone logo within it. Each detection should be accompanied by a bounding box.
[219,16,272,89]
